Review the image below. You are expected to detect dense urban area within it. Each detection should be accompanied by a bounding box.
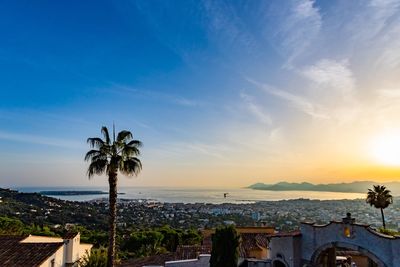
[1,188,399,232]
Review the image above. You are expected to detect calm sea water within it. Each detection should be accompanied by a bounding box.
[15,186,365,204]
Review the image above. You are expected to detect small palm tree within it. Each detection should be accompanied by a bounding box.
[366,185,393,229]
[85,126,142,267]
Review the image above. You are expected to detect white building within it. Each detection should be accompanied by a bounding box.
[0,232,92,267]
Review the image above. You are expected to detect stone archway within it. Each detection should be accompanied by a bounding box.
[272,257,289,267]
[272,259,287,267]
[310,242,386,267]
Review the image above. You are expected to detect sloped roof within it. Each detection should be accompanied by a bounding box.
[0,236,64,267]
[270,230,301,237]
[239,233,270,257]
[63,231,79,240]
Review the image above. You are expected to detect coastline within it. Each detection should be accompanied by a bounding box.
[14,186,366,204]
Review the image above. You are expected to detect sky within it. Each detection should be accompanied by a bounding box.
[1,0,400,187]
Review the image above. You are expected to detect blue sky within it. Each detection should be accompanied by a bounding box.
[1,0,400,187]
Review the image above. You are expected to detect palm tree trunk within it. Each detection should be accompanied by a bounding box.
[107,173,118,267]
[381,208,386,229]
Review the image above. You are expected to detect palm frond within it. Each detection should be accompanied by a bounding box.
[85,126,142,182]
[127,140,142,147]
[87,137,105,148]
[117,130,133,143]
[87,159,108,178]
[121,145,141,158]
[101,126,111,144]
[84,149,103,161]
[119,158,142,177]
[366,185,393,209]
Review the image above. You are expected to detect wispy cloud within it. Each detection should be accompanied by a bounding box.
[374,19,400,70]
[248,79,329,119]
[106,84,201,107]
[154,141,230,161]
[273,0,322,68]
[240,92,273,125]
[0,109,91,126]
[0,131,82,149]
[202,0,259,54]
[346,0,400,45]
[298,58,361,124]
[301,59,355,94]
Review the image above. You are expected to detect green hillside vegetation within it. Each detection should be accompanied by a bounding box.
[0,215,201,259]
[0,188,108,230]
[0,188,202,260]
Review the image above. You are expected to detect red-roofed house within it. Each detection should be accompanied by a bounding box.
[0,233,92,267]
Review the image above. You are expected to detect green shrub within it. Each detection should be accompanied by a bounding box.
[122,230,164,257]
[378,227,400,236]
[79,247,107,267]
[0,216,26,235]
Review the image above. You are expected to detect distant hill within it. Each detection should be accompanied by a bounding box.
[248,181,400,195]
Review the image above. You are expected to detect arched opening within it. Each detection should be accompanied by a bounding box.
[273,259,287,267]
[311,242,386,267]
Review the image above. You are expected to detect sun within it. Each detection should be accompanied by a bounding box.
[369,131,400,166]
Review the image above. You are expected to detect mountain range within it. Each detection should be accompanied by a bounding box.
[248,181,400,195]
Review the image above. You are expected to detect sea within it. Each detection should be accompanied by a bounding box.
[15,186,366,204]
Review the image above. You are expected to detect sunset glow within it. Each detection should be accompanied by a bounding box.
[1,1,400,187]
[370,131,400,166]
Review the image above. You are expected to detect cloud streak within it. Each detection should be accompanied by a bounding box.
[273,0,322,68]
[248,79,329,119]
[106,84,201,107]
[240,92,273,125]
[0,131,83,149]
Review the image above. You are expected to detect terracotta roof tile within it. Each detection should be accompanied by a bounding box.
[239,233,270,258]
[269,230,301,237]
[0,236,64,267]
[176,245,211,259]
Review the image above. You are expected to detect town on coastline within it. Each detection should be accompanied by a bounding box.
[1,187,399,267]
[2,188,399,232]
[2,0,400,266]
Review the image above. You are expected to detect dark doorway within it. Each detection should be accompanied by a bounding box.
[316,246,379,267]
[273,260,287,267]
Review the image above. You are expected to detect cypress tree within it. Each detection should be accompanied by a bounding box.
[210,225,240,267]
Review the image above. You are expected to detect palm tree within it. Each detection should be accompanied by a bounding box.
[366,185,393,229]
[85,126,142,267]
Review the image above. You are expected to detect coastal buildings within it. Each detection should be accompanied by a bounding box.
[2,188,399,234]
[123,214,399,267]
[0,232,92,267]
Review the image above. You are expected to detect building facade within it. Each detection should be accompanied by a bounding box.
[0,232,92,267]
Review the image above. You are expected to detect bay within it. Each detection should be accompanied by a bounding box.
[16,186,366,204]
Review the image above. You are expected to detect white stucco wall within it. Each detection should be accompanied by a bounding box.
[79,243,93,259]
[39,245,65,267]
[20,234,92,267]
[269,236,301,267]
